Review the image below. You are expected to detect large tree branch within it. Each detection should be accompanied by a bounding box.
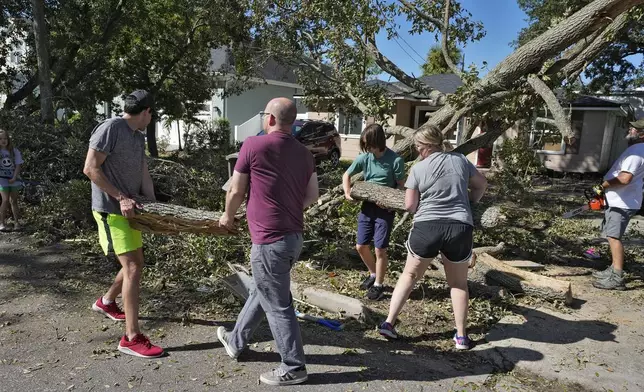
[561,11,632,80]
[535,117,558,127]
[453,121,510,156]
[3,74,38,110]
[441,0,462,76]
[398,0,444,30]
[440,91,514,135]
[527,74,572,138]
[473,0,642,96]
[153,20,208,94]
[365,37,444,104]
[294,56,371,114]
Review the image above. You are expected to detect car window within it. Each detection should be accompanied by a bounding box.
[298,125,315,138]
[292,125,303,136]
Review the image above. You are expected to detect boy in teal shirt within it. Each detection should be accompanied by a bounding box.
[342,124,406,300]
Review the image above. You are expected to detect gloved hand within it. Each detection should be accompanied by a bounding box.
[588,184,605,197]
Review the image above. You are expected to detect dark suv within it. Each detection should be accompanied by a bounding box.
[256,120,342,167]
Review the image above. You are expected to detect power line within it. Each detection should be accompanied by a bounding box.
[390,35,424,67]
[386,21,426,64]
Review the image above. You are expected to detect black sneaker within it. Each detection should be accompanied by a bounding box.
[378,322,398,339]
[366,285,385,300]
[359,274,376,290]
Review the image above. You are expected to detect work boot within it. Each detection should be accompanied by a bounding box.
[592,265,614,279]
[592,271,625,291]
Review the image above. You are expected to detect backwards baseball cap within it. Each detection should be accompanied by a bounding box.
[126,89,154,109]
[630,118,644,130]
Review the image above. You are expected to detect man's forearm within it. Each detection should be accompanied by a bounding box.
[224,189,245,217]
[85,167,124,200]
[141,174,155,201]
[602,176,630,189]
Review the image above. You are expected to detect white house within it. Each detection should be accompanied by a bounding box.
[158,48,310,150]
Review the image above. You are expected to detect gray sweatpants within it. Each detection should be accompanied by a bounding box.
[228,233,305,372]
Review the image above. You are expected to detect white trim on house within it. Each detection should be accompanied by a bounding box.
[217,73,302,89]
[414,105,457,143]
[262,79,302,89]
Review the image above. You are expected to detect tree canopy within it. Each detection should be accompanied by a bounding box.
[1,0,256,155]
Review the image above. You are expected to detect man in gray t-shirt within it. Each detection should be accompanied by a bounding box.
[83,90,163,359]
[89,117,146,214]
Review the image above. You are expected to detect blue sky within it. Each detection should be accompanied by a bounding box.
[375,0,529,80]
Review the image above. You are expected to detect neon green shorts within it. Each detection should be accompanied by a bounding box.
[92,211,143,256]
[0,185,22,192]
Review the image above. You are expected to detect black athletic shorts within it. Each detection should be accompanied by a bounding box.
[405,219,473,263]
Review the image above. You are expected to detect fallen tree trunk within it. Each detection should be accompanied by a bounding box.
[349,181,505,228]
[426,244,573,304]
[473,253,573,305]
[130,201,237,236]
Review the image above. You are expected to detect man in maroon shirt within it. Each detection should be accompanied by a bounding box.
[217,97,319,386]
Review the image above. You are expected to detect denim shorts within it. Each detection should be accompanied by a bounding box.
[356,202,395,249]
[405,219,473,263]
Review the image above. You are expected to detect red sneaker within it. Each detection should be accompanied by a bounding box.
[118,334,164,358]
[92,297,125,321]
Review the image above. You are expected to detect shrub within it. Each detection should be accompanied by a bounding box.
[25,179,94,243]
[0,111,97,185]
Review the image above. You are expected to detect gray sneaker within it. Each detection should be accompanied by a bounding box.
[259,367,308,386]
[592,265,614,279]
[216,326,240,359]
[592,272,625,291]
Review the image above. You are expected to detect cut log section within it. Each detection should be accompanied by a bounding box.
[349,181,407,211]
[129,201,237,236]
[474,253,573,305]
[348,181,505,228]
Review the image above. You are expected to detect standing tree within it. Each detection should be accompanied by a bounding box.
[422,43,463,76]
[29,0,54,124]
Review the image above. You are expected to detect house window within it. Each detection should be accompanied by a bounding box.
[530,125,565,154]
[341,114,363,136]
[415,105,457,143]
[197,103,211,115]
[530,110,584,155]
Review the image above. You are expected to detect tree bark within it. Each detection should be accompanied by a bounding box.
[419,0,644,136]
[527,74,572,138]
[441,0,462,76]
[30,0,54,124]
[349,181,505,228]
[473,253,573,305]
[130,200,237,236]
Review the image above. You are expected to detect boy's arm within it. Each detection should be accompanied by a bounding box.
[393,157,406,189]
[343,155,364,199]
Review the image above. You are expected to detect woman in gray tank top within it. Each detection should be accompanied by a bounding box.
[378,125,488,350]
